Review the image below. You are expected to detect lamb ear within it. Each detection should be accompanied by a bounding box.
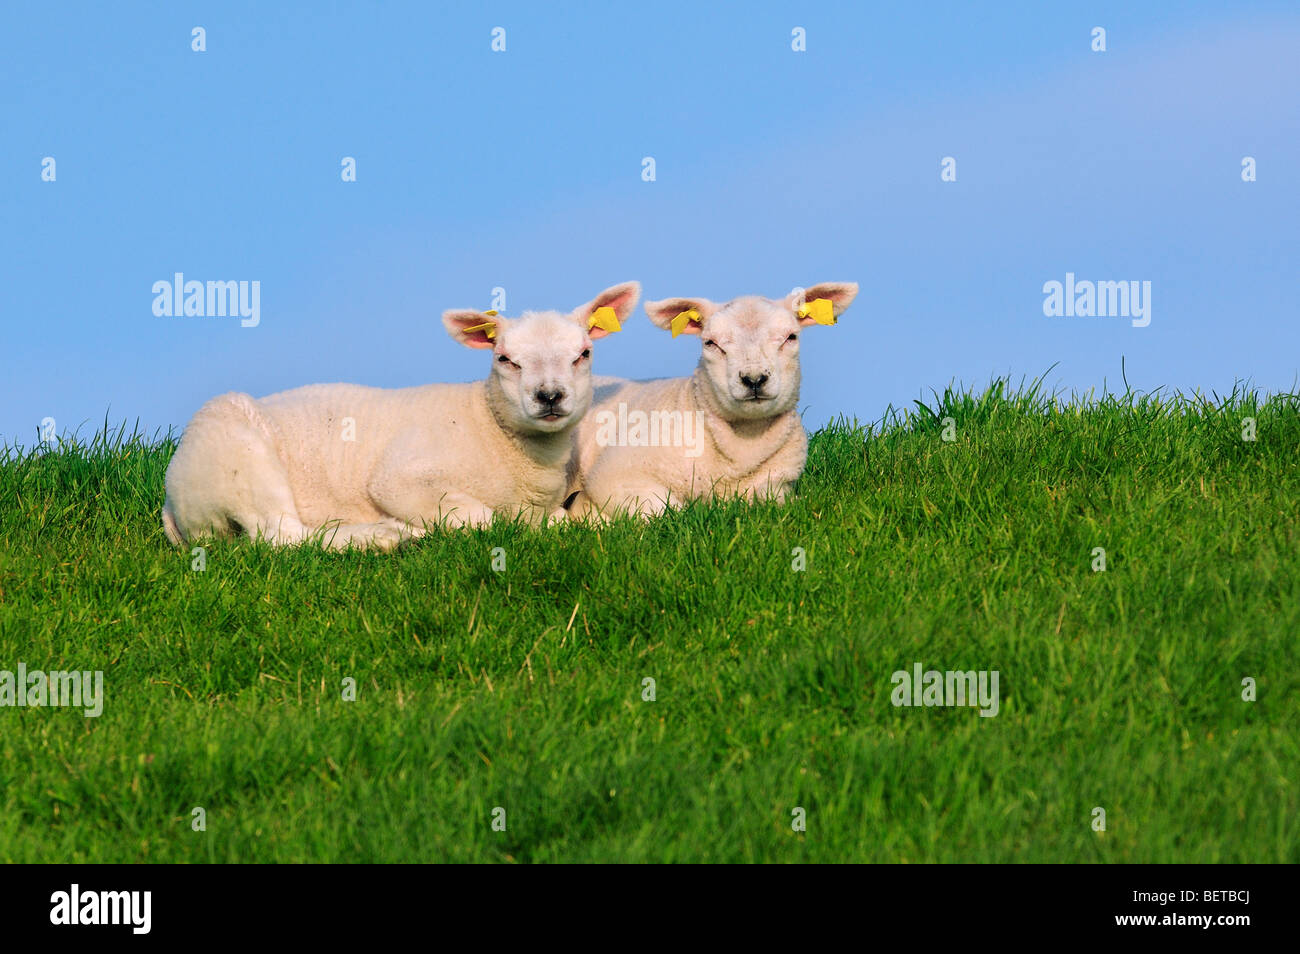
[787,282,859,326]
[576,281,641,340]
[443,309,500,349]
[644,297,716,337]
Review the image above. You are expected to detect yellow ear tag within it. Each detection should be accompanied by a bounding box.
[670,308,700,338]
[588,305,622,333]
[462,321,497,340]
[483,310,499,316]
[797,297,836,325]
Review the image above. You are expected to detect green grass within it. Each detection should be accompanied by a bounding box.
[1,378,1297,863]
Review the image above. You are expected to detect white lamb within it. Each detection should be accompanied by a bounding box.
[568,282,858,518]
[162,282,640,549]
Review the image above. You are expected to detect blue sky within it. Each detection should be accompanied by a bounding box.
[2,1,1297,445]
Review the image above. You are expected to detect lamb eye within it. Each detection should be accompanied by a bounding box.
[786,333,798,342]
[497,355,510,364]
[704,340,720,350]
[573,348,590,365]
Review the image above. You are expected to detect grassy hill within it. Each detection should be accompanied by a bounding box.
[1,380,1297,862]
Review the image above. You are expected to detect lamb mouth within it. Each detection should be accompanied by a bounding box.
[538,411,568,422]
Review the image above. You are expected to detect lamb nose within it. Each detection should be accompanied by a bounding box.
[536,388,563,405]
[740,373,769,389]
